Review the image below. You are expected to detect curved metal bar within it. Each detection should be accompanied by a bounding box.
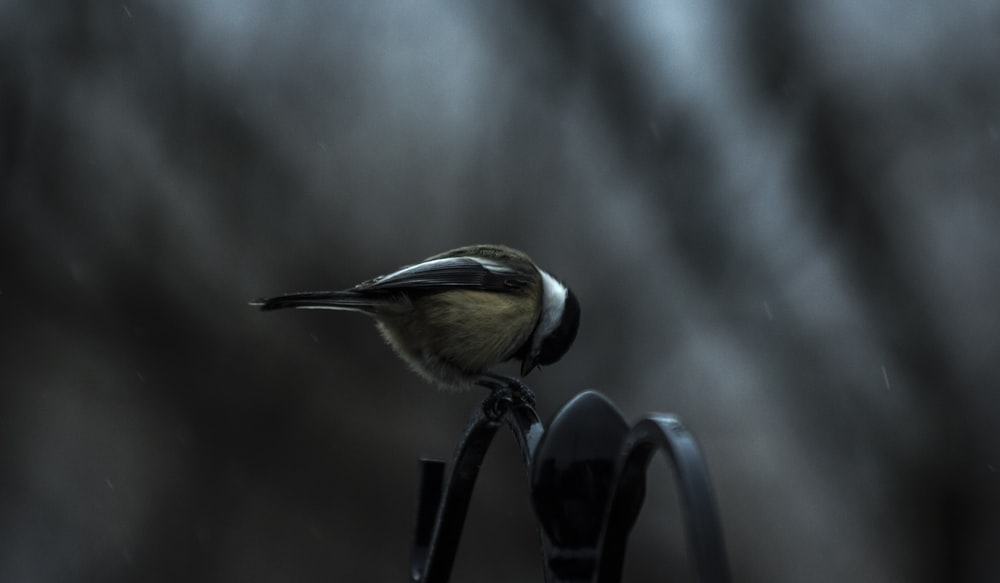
[501,399,545,468]
[411,405,501,583]
[596,415,731,583]
[500,400,553,582]
[411,397,546,583]
[529,391,635,582]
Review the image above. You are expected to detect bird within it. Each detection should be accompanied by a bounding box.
[250,244,580,404]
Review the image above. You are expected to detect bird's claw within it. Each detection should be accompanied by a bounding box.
[479,375,535,420]
[482,389,513,421]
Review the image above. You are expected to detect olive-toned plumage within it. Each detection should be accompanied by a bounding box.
[252,244,581,392]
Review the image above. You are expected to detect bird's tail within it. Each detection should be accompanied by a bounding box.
[249,290,378,313]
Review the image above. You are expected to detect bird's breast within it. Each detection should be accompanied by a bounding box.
[398,289,538,372]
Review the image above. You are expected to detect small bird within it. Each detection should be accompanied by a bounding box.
[251,244,580,399]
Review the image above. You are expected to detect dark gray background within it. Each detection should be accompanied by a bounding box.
[3,1,999,581]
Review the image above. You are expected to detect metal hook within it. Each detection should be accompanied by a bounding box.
[411,395,545,583]
[595,415,731,583]
[410,390,730,583]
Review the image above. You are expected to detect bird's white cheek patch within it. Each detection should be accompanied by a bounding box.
[534,270,567,347]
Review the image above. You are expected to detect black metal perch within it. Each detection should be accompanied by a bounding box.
[410,390,731,583]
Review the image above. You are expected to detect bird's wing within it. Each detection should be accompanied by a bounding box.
[355,257,533,293]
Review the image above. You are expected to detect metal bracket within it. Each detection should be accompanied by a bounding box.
[409,390,731,583]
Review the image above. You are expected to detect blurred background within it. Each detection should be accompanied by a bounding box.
[3,0,999,581]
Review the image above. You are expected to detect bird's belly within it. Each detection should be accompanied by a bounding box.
[380,290,536,382]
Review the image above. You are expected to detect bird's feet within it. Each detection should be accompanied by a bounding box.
[477,374,535,420]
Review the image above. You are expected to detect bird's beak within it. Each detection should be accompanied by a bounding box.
[521,353,539,377]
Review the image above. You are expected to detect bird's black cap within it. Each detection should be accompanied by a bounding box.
[535,288,581,367]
